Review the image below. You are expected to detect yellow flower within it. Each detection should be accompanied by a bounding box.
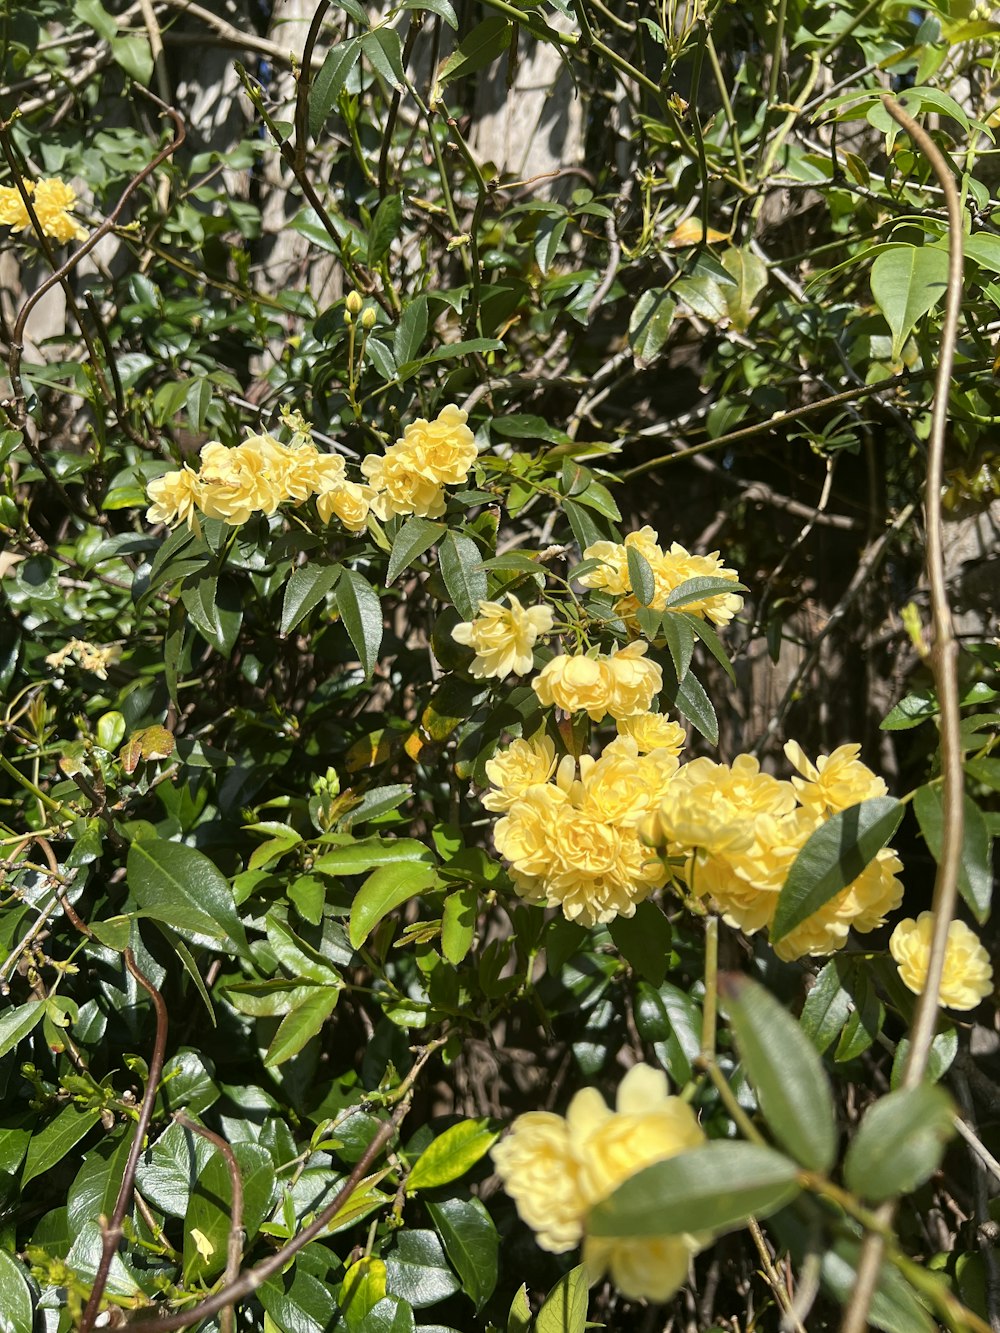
[490,1112,588,1253]
[45,639,121,681]
[533,651,615,721]
[483,734,557,812]
[493,782,569,897]
[606,641,662,719]
[645,754,796,859]
[784,741,887,816]
[361,405,477,519]
[316,479,375,531]
[0,181,34,229]
[30,177,87,242]
[890,913,993,1011]
[581,529,743,628]
[197,438,285,524]
[581,527,661,597]
[493,1065,708,1303]
[451,595,554,679]
[145,467,203,531]
[616,711,686,759]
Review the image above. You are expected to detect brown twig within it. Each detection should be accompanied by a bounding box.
[174,1115,244,1333]
[839,93,966,1333]
[78,948,169,1333]
[292,0,331,175]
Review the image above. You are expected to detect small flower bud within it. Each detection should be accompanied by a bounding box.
[360,307,376,330]
[345,290,363,315]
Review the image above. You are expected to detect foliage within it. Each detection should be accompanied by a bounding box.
[0,0,998,1330]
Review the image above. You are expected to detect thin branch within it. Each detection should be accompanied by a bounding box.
[175,1116,244,1333]
[78,948,169,1333]
[839,93,966,1333]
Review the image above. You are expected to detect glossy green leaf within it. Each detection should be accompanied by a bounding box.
[913,784,992,923]
[384,1229,460,1308]
[438,532,487,620]
[608,900,672,986]
[362,28,405,89]
[264,987,339,1067]
[659,613,695,681]
[663,667,718,743]
[799,956,854,1054]
[534,1265,588,1333]
[628,288,676,366]
[844,1084,954,1202]
[721,974,836,1171]
[664,575,749,608]
[22,1105,102,1187]
[183,1141,277,1282]
[309,37,361,137]
[136,1119,214,1219]
[426,1196,498,1311]
[127,838,248,954]
[349,862,438,949]
[435,16,510,86]
[181,572,243,657]
[0,1251,33,1333]
[313,837,434,876]
[871,245,949,360]
[393,297,428,366]
[387,516,444,584]
[821,1238,936,1333]
[0,1002,45,1061]
[507,1283,532,1333]
[626,545,655,607]
[407,1118,500,1192]
[440,886,477,965]
[281,561,342,635]
[587,1140,800,1237]
[368,193,404,266]
[336,569,383,680]
[771,798,904,943]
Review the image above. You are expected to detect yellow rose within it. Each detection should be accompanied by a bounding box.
[646,754,796,858]
[583,1234,695,1303]
[784,740,888,816]
[581,737,677,827]
[890,913,993,1011]
[606,641,662,719]
[361,446,447,519]
[316,479,375,531]
[533,652,615,721]
[490,1112,588,1253]
[0,181,34,230]
[493,783,570,884]
[580,527,662,597]
[31,177,87,242]
[145,466,203,531]
[616,711,686,759]
[451,595,554,680]
[483,735,557,812]
[197,439,285,524]
[400,403,477,485]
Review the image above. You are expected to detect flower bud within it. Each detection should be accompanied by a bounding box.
[360,306,376,330]
[345,290,363,315]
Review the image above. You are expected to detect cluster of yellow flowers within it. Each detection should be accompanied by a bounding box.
[451,593,554,679]
[643,741,904,960]
[580,526,743,627]
[890,913,993,1011]
[0,177,87,243]
[492,1063,706,1301]
[488,716,684,925]
[360,404,477,519]
[44,639,121,681]
[146,405,477,534]
[533,641,663,721]
[146,427,369,534]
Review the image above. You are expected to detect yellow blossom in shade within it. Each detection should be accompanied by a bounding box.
[490,1112,588,1253]
[31,178,87,242]
[145,467,203,531]
[451,595,554,680]
[493,1064,708,1303]
[784,740,887,816]
[616,711,686,759]
[890,913,994,1011]
[316,479,375,531]
[0,181,34,229]
[482,734,557,812]
[44,638,121,681]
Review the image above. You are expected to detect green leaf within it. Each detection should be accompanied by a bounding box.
[534,1265,588,1333]
[800,956,854,1054]
[660,613,695,681]
[127,838,248,955]
[313,836,434,876]
[266,913,342,984]
[535,215,568,275]
[181,572,243,658]
[844,1084,954,1203]
[880,689,938,730]
[426,1196,498,1311]
[720,245,768,331]
[912,784,992,923]
[387,516,445,584]
[435,16,511,86]
[575,480,622,522]
[407,1118,500,1192]
[586,1141,800,1238]
[136,1119,214,1219]
[368,193,404,266]
[721,974,837,1172]
[682,610,736,681]
[440,886,477,965]
[111,33,154,83]
[393,297,428,366]
[261,1262,342,1333]
[384,1229,460,1308]
[771,798,904,943]
[74,0,116,40]
[608,901,672,986]
[0,1002,45,1061]
[821,1238,936,1333]
[664,575,748,608]
[507,1284,532,1333]
[402,0,457,26]
[663,668,718,743]
[563,497,611,552]
[281,561,342,635]
[438,532,487,620]
[871,245,949,361]
[626,545,655,607]
[628,288,676,366]
[362,28,406,88]
[0,1251,33,1333]
[67,1133,134,1231]
[309,37,360,138]
[264,988,339,1067]
[834,969,884,1061]
[22,1105,102,1187]
[336,569,383,680]
[183,1142,277,1282]
[349,862,438,949]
